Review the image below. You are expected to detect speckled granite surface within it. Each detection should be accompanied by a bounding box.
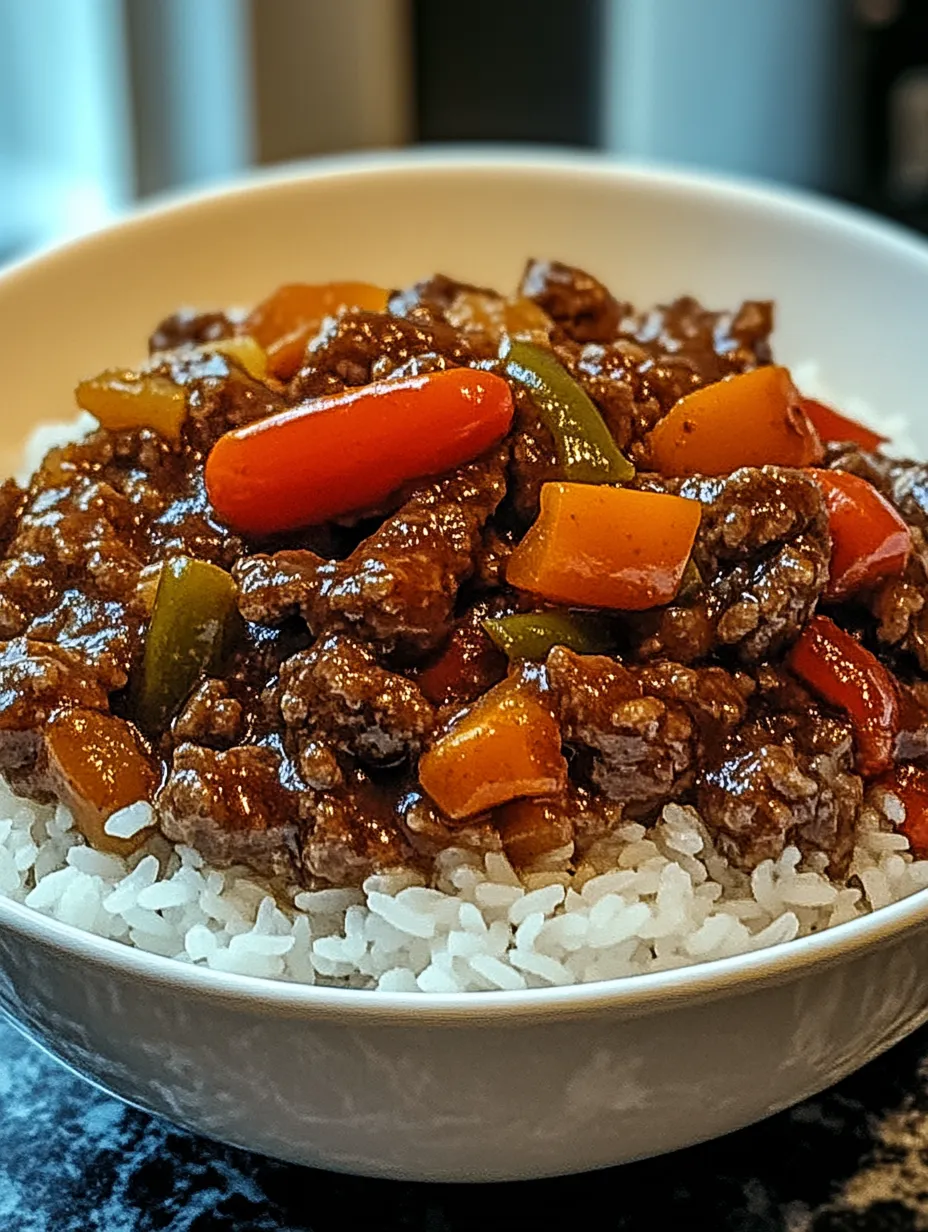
[0,1015,925,1232]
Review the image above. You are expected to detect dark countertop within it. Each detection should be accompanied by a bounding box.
[1,1019,926,1232]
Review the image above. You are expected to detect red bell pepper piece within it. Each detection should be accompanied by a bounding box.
[788,615,899,777]
[205,368,514,534]
[416,623,506,707]
[876,764,928,857]
[809,468,911,599]
[800,397,888,452]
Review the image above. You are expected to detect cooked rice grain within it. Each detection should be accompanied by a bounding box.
[2,773,926,991]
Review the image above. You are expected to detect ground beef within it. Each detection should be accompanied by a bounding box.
[300,777,413,886]
[870,546,928,671]
[397,788,502,862]
[546,647,744,816]
[388,274,498,325]
[158,743,300,880]
[698,720,862,875]
[152,347,285,452]
[696,665,863,873]
[632,467,831,664]
[234,450,511,661]
[883,459,928,538]
[388,274,550,359]
[0,481,24,555]
[277,633,434,767]
[553,339,659,458]
[28,594,142,694]
[551,296,773,467]
[826,449,928,669]
[635,659,753,743]
[506,385,560,525]
[305,447,509,656]
[0,475,148,687]
[520,259,626,343]
[234,550,323,626]
[149,309,237,354]
[473,526,515,591]
[623,297,773,416]
[172,679,246,750]
[290,309,477,400]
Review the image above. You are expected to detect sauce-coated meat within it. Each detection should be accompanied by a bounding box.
[632,467,831,664]
[3,260,921,893]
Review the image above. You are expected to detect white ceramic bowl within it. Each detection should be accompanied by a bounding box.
[2,151,928,1183]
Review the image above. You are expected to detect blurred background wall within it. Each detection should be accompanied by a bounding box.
[0,0,925,259]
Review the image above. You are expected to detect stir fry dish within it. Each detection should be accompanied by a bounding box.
[2,260,926,900]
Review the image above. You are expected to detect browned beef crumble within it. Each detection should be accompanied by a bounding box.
[290,308,478,401]
[159,743,300,880]
[631,467,831,665]
[149,308,237,354]
[0,260,920,892]
[520,259,627,343]
[826,446,928,670]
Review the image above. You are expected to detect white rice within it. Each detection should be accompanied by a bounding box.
[3,780,926,992]
[6,392,928,992]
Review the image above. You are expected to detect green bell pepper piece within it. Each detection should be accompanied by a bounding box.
[134,556,239,733]
[505,339,635,484]
[484,610,615,661]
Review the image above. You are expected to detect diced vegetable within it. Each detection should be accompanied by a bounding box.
[76,370,187,443]
[504,340,635,483]
[416,624,506,707]
[800,397,887,451]
[418,673,567,819]
[45,709,158,855]
[205,368,514,535]
[245,281,389,380]
[809,468,911,599]
[201,335,269,382]
[646,366,824,476]
[496,797,574,868]
[506,482,701,610]
[787,615,899,777]
[484,610,615,660]
[876,764,928,857]
[133,556,239,733]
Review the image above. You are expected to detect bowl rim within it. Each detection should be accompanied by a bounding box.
[4,145,928,1025]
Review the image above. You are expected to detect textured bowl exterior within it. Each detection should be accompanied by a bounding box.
[1,909,927,1181]
[1,152,928,1180]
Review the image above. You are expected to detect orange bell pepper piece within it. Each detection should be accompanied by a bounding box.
[418,673,567,819]
[646,366,823,476]
[808,468,911,599]
[506,482,701,610]
[496,797,574,868]
[205,367,513,534]
[245,282,389,380]
[44,709,158,856]
[800,397,887,452]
